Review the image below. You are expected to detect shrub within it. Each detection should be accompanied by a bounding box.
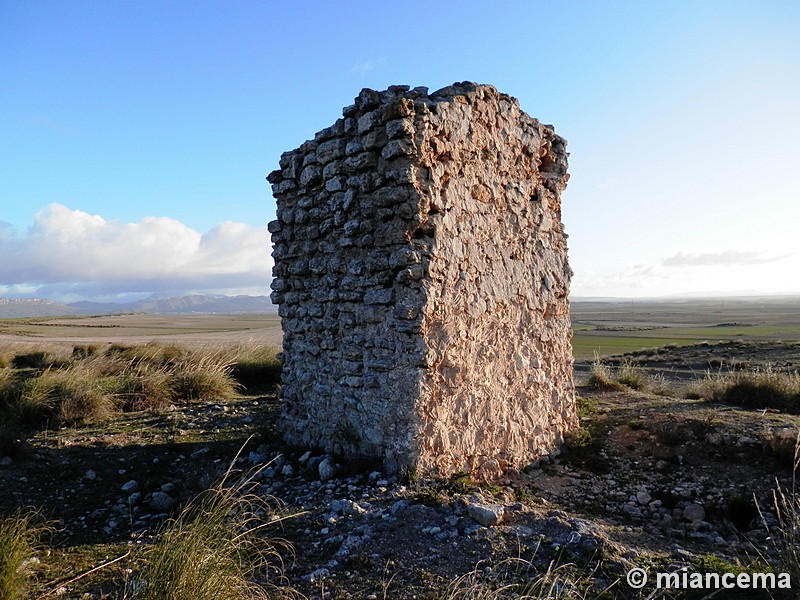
[0,509,50,600]
[565,426,594,451]
[725,492,759,531]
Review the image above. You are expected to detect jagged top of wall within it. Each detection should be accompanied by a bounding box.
[268,82,566,188]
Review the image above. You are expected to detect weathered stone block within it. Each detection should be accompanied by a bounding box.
[269,83,577,479]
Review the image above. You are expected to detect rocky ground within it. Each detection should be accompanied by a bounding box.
[2,342,800,599]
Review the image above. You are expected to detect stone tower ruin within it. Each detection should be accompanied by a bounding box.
[267,82,576,479]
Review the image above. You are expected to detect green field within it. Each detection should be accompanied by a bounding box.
[571,297,800,359]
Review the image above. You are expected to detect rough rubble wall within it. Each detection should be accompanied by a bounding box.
[410,85,576,478]
[268,82,576,478]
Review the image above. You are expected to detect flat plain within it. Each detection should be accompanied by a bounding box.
[571,296,800,360]
[0,312,283,348]
[3,297,799,361]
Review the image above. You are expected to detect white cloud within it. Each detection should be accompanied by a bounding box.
[350,57,387,75]
[571,249,800,298]
[662,250,789,267]
[594,177,619,190]
[0,204,273,301]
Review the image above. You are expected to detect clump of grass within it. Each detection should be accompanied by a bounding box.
[102,344,237,402]
[0,365,15,401]
[227,343,282,388]
[683,371,728,401]
[13,366,117,427]
[759,435,800,588]
[587,354,673,395]
[684,367,800,413]
[0,342,245,444]
[565,426,594,451]
[132,460,296,600]
[0,367,23,457]
[170,353,238,402]
[11,351,53,370]
[72,343,102,359]
[444,555,586,599]
[7,344,72,371]
[723,368,800,413]
[615,360,648,391]
[115,369,176,412]
[647,372,673,396]
[0,509,51,600]
[104,341,188,371]
[586,360,624,392]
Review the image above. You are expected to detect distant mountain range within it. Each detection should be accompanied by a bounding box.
[0,294,277,318]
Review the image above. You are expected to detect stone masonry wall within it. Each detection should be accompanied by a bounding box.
[267,82,576,479]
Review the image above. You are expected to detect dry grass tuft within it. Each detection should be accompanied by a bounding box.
[614,360,648,391]
[0,341,247,444]
[684,367,800,413]
[758,434,800,590]
[14,366,117,426]
[444,554,590,599]
[0,509,51,600]
[586,360,625,392]
[170,351,238,402]
[131,458,299,600]
[226,343,282,388]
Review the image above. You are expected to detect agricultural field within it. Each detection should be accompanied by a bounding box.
[571,297,800,360]
[0,313,283,349]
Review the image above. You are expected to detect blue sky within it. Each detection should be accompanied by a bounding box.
[1,1,798,301]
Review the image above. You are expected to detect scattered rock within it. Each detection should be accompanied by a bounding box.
[148,491,175,512]
[319,457,337,481]
[304,567,330,583]
[467,502,505,527]
[330,499,365,516]
[683,503,706,522]
[120,480,139,493]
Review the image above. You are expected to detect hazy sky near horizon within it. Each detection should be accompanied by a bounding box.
[1,1,799,302]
